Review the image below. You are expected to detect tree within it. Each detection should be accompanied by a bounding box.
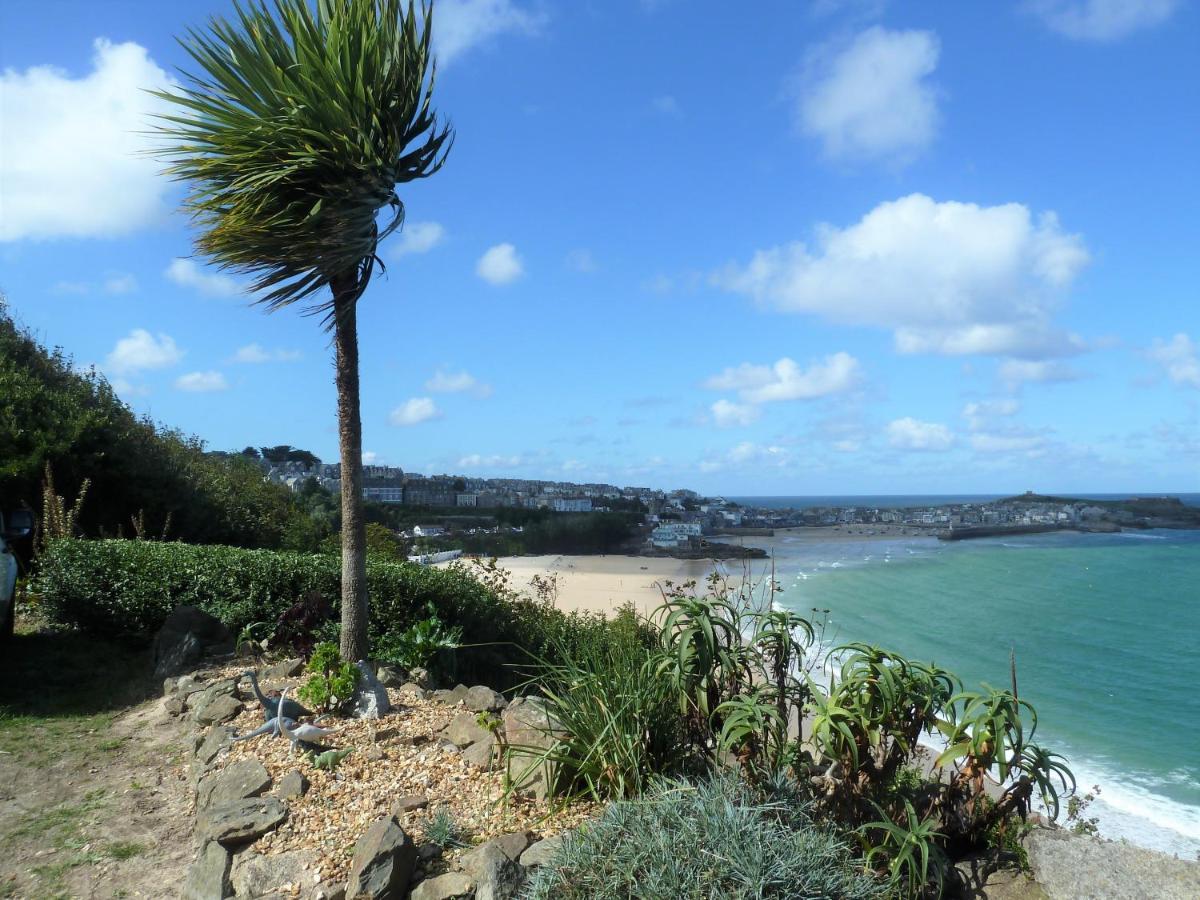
[154,0,452,662]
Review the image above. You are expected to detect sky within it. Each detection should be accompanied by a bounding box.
[1,0,1198,496]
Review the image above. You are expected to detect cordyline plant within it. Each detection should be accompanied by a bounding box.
[151,0,453,663]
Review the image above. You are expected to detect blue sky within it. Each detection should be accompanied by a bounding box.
[2,0,1198,495]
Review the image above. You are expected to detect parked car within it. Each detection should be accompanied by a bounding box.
[1,509,34,639]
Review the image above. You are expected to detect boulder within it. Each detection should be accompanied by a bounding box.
[193,694,243,727]
[231,848,318,898]
[198,797,288,847]
[461,739,496,771]
[459,842,525,900]
[153,606,232,678]
[181,840,232,900]
[374,665,405,687]
[345,815,416,899]
[263,657,305,679]
[489,831,534,863]
[444,712,489,748]
[276,770,309,800]
[1024,828,1200,900]
[193,726,234,768]
[353,660,392,720]
[197,758,272,810]
[389,794,429,815]
[408,667,431,689]
[431,685,469,706]
[463,686,506,713]
[397,683,430,702]
[312,881,347,900]
[501,697,560,800]
[163,696,185,717]
[409,872,474,900]
[519,834,564,869]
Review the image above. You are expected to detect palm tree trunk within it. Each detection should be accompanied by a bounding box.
[332,272,369,664]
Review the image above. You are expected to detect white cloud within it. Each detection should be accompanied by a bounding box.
[705,352,862,404]
[174,370,229,392]
[886,417,954,451]
[652,94,682,117]
[391,221,446,257]
[362,451,380,465]
[103,274,138,295]
[476,243,524,284]
[999,359,1083,387]
[0,39,173,242]
[232,343,302,364]
[713,193,1090,359]
[166,259,241,297]
[700,442,792,472]
[425,368,493,397]
[1148,333,1200,388]
[434,0,544,65]
[457,453,526,468]
[390,397,442,426]
[711,399,762,428]
[105,329,183,375]
[796,27,941,165]
[963,398,1021,431]
[1026,0,1180,41]
[565,249,597,273]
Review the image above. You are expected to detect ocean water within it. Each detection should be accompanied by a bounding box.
[730,493,1200,510]
[759,528,1200,857]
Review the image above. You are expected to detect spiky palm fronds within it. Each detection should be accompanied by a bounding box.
[152,0,453,321]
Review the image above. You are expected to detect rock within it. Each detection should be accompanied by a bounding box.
[461,739,496,771]
[1024,828,1200,900]
[345,815,416,899]
[264,657,304,679]
[408,667,431,688]
[444,712,489,748]
[416,842,441,862]
[519,834,564,869]
[193,726,234,768]
[193,694,243,726]
[182,840,233,900]
[463,686,506,712]
[389,794,428,815]
[197,758,272,810]
[397,683,430,702]
[501,697,560,800]
[276,770,309,800]
[312,881,347,900]
[163,696,185,716]
[231,848,317,898]
[353,660,392,720]
[431,684,469,706]
[374,664,405,687]
[459,842,525,900]
[153,606,232,678]
[489,831,534,863]
[409,872,474,900]
[198,797,288,847]
[954,855,1048,899]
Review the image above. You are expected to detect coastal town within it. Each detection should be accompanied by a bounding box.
[251,449,1200,554]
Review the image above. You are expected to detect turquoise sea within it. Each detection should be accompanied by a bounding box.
[757,527,1200,856]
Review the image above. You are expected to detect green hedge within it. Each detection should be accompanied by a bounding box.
[33,539,643,687]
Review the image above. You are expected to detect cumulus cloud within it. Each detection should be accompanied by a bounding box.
[166,259,242,297]
[713,193,1090,359]
[1,39,173,242]
[476,243,524,284]
[699,442,792,473]
[175,370,229,392]
[425,368,493,397]
[705,353,863,404]
[711,399,762,428]
[232,343,301,363]
[963,398,1021,431]
[390,397,441,426]
[1148,333,1200,388]
[434,0,544,65]
[886,417,954,451]
[1026,0,1180,41]
[362,451,380,465]
[999,359,1083,388]
[391,221,446,257]
[457,453,526,468]
[796,26,941,165]
[103,274,138,295]
[105,329,183,375]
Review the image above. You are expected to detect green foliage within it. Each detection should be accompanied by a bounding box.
[423,807,466,849]
[0,300,307,548]
[151,0,452,316]
[297,643,358,714]
[858,800,948,899]
[373,612,461,679]
[522,776,883,900]
[1066,785,1101,836]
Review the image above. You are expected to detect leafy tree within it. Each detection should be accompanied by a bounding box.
[153,0,453,662]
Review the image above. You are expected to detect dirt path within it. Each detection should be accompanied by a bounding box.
[0,629,196,899]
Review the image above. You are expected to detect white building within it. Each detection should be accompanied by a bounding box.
[413,524,445,538]
[553,497,592,513]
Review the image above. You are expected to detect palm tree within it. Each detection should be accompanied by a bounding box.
[153,0,453,662]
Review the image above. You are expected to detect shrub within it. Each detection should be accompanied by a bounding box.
[521,776,883,900]
[297,642,358,714]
